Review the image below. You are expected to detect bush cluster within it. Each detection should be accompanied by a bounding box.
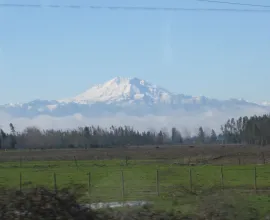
[0,187,265,220]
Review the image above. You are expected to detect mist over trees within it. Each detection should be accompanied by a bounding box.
[0,114,270,149]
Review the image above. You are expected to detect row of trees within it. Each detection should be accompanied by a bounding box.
[220,114,270,145]
[0,123,218,149]
[0,114,269,148]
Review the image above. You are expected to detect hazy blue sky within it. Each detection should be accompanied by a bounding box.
[0,0,269,104]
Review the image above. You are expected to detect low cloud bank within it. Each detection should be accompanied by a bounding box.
[0,106,267,136]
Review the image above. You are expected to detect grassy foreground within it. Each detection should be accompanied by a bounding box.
[1,159,270,217]
[0,159,270,199]
[1,186,270,220]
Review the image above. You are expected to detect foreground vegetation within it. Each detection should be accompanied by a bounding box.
[1,186,270,219]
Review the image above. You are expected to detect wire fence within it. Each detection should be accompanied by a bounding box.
[0,163,269,202]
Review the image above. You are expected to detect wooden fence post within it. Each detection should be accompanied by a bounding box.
[19,172,22,192]
[121,171,124,200]
[74,156,78,171]
[189,168,193,192]
[220,165,224,190]
[254,167,257,193]
[53,172,57,193]
[188,156,191,165]
[156,169,160,196]
[125,156,128,166]
[262,152,266,164]
[88,172,91,195]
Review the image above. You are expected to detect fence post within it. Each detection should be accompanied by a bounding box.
[53,172,57,193]
[254,167,257,193]
[19,172,22,192]
[189,168,192,192]
[74,156,78,171]
[220,165,224,190]
[262,152,266,164]
[125,156,128,166]
[188,156,191,165]
[20,156,22,168]
[88,172,91,196]
[156,169,160,196]
[121,170,124,200]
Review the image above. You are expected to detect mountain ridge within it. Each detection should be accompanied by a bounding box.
[0,76,269,118]
[57,76,261,106]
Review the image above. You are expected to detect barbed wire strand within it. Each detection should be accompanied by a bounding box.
[0,3,270,13]
[194,0,270,8]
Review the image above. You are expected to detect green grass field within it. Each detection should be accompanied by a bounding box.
[1,159,270,216]
[0,159,269,198]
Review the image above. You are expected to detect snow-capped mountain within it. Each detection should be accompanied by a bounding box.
[0,76,269,118]
[60,77,173,104]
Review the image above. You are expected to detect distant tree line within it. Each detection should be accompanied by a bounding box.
[220,114,270,145]
[0,114,270,149]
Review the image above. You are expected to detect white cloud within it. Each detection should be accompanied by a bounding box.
[0,105,267,136]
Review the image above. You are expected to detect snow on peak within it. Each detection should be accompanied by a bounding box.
[62,77,173,104]
[57,76,270,107]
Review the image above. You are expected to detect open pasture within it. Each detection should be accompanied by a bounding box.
[1,145,270,206]
[1,159,270,203]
